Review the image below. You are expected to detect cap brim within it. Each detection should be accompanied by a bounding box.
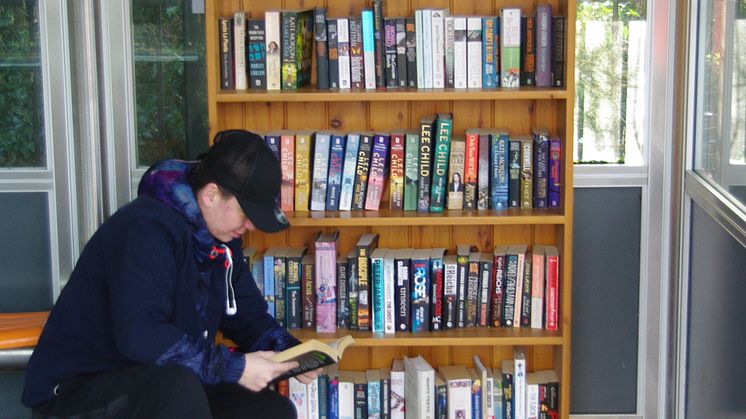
[238,199,290,233]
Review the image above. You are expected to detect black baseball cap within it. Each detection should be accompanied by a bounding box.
[200,129,289,233]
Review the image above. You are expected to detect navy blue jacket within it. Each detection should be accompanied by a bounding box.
[23,195,292,407]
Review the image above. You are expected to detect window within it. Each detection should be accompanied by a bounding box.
[575,0,647,165]
[694,0,746,206]
[132,1,208,167]
[0,0,44,168]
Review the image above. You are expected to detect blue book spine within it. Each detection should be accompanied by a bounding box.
[367,379,381,418]
[472,383,482,419]
[318,374,329,419]
[410,251,431,333]
[265,134,281,160]
[263,252,275,318]
[339,133,360,211]
[482,17,498,88]
[328,376,339,419]
[311,132,332,211]
[371,253,386,333]
[548,137,561,208]
[326,134,346,210]
[491,131,510,210]
[364,133,390,210]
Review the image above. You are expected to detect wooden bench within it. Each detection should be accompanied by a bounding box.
[0,311,49,370]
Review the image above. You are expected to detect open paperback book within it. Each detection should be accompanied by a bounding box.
[271,334,355,381]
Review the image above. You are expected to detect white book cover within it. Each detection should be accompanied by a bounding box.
[338,373,355,419]
[337,17,352,89]
[444,16,455,88]
[530,246,546,329]
[233,12,247,90]
[383,251,396,334]
[466,16,482,88]
[513,348,527,419]
[473,355,495,419]
[405,356,434,419]
[362,10,377,89]
[439,366,472,419]
[371,248,387,333]
[307,376,320,419]
[415,10,425,88]
[289,377,308,419]
[430,9,446,88]
[453,17,467,89]
[264,10,281,90]
[310,131,331,211]
[390,360,406,419]
[338,133,360,211]
[526,373,540,419]
[513,245,526,327]
[421,9,433,88]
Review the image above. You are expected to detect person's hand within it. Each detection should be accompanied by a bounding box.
[295,367,322,384]
[238,351,298,392]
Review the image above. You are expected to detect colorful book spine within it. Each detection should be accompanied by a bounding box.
[502,246,518,327]
[294,131,312,211]
[532,127,549,209]
[337,17,351,89]
[455,245,471,328]
[356,233,379,331]
[336,254,349,329]
[405,17,417,88]
[233,12,247,90]
[218,17,234,90]
[347,249,359,329]
[326,133,345,211]
[466,16,482,89]
[463,129,479,210]
[315,232,339,333]
[478,253,493,327]
[327,19,339,89]
[500,8,521,88]
[273,248,287,328]
[247,19,266,89]
[280,132,295,212]
[544,246,560,331]
[383,252,397,334]
[371,248,387,333]
[535,5,553,87]
[389,132,405,210]
[512,246,527,328]
[384,18,398,89]
[482,16,498,88]
[352,133,373,211]
[365,133,390,211]
[446,136,466,210]
[362,10,377,90]
[286,247,306,330]
[453,17,467,89]
[339,133,361,211]
[430,248,446,331]
[548,137,561,208]
[264,10,282,90]
[520,15,536,86]
[519,135,534,208]
[417,114,436,212]
[262,248,276,318]
[349,17,365,90]
[410,249,431,333]
[442,255,458,329]
[394,249,413,332]
[311,131,331,211]
[302,254,315,329]
[530,246,545,329]
[314,8,330,90]
[465,252,480,327]
[429,113,453,213]
[490,129,510,210]
[403,130,420,211]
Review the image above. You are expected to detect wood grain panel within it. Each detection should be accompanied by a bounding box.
[410,225,450,249]
[327,0,367,17]
[409,101,451,127]
[369,102,407,131]
[452,101,493,133]
[241,102,284,132]
[493,224,534,245]
[534,99,558,133]
[328,101,368,131]
[286,102,327,130]
[493,100,534,135]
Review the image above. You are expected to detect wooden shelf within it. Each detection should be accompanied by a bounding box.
[290,328,563,347]
[285,208,566,227]
[215,87,568,103]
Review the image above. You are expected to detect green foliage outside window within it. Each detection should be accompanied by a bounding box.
[0,0,44,168]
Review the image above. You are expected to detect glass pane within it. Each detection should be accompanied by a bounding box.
[695,0,746,207]
[0,0,45,168]
[132,0,208,167]
[574,0,647,165]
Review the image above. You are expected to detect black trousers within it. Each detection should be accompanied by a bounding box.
[31,364,296,419]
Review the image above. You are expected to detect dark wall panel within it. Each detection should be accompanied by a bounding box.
[571,187,641,414]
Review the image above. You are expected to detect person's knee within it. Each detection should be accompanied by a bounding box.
[136,364,209,416]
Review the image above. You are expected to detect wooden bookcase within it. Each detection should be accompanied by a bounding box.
[205,1,575,417]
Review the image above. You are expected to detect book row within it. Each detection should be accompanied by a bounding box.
[219,4,566,91]
[262,114,562,213]
[243,231,560,334]
[277,351,559,419]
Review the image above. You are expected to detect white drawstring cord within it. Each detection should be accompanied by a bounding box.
[221,244,238,316]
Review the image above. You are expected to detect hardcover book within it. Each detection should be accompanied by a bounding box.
[500,8,521,88]
[403,130,420,211]
[429,113,453,212]
[310,131,331,211]
[352,133,374,211]
[389,132,405,210]
[417,114,437,212]
[314,8,330,90]
[326,132,346,211]
[404,356,435,419]
[315,231,339,333]
[264,10,282,90]
[439,365,472,419]
[446,136,466,210]
[414,10,425,88]
[339,132,361,211]
[421,9,433,88]
[218,17,234,90]
[271,335,355,381]
[365,133,390,211]
[247,19,267,89]
[281,9,314,89]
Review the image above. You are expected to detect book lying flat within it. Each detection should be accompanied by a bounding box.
[271,335,356,380]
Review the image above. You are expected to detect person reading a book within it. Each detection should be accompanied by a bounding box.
[23,130,319,418]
